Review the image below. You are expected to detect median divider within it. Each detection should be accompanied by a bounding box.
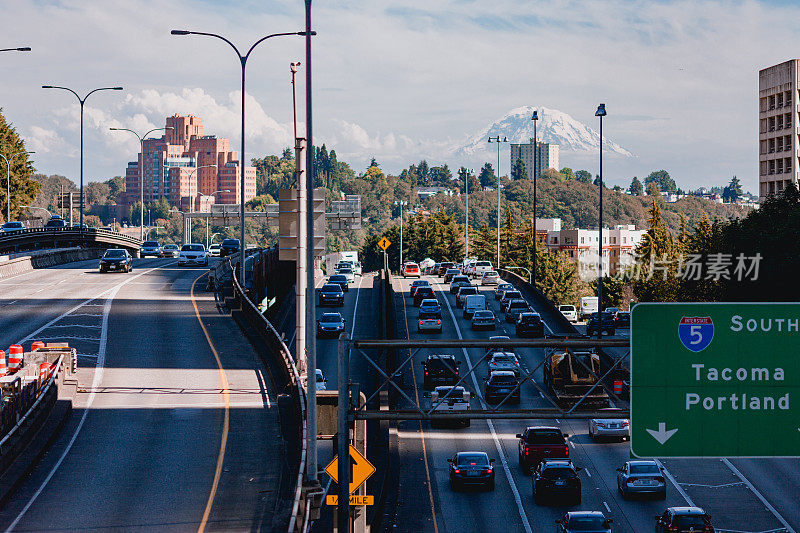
[0,248,104,280]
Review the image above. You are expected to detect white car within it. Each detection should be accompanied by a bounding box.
[430,386,470,428]
[559,305,578,322]
[481,271,500,285]
[208,244,221,257]
[589,408,630,441]
[315,369,327,391]
[353,261,363,276]
[337,267,355,283]
[178,243,209,266]
[472,260,493,279]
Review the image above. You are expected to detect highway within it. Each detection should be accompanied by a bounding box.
[392,273,799,533]
[0,257,288,531]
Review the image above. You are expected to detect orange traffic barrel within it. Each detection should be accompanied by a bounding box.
[0,350,5,377]
[39,362,53,383]
[31,341,45,351]
[7,345,23,373]
[613,380,623,395]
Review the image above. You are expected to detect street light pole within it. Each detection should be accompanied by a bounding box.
[465,168,472,260]
[0,47,31,53]
[203,187,228,247]
[1,150,34,222]
[109,126,172,241]
[394,201,407,270]
[171,28,310,288]
[487,136,508,269]
[595,103,607,326]
[43,85,123,230]
[531,110,538,289]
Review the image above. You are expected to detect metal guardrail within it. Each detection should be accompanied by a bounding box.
[0,227,142,254]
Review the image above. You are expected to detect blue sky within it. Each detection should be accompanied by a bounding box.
[2,0,797,193]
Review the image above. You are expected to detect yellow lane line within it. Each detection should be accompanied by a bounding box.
[190,273,230,533]
[400,278,439,533]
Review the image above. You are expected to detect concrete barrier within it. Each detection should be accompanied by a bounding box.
[0,248,103,280]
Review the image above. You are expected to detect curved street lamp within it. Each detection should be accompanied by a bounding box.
[595,103,607,330]
[19,205,51,221]
[200,186,229,248]
[1,150,34,222]
[43,85,123,230]
[0,47,31,53]
[170,28,312,286]
[488,136,508,269]
[110,126,173,241]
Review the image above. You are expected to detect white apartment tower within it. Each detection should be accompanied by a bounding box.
[510,139,559,179]
[759,60,799,202]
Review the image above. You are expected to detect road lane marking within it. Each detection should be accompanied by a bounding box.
[191,273,231,533]
[4,262,173,533]
[399,279,439,533]
[653,458,695,507]
[603,501,610,513]
[721,458,796,533]
[432,278,533,533]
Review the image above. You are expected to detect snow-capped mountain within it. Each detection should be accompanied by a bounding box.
[454,106,633,158]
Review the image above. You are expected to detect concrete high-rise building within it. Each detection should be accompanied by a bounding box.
[122,114,256,211]
[759,60,798,202]
[510,139,559,179]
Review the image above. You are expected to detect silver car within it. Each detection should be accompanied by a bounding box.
[589,408,629,441]
[481,271,500,285]
[616,460,666,499]
[488,352,520,376]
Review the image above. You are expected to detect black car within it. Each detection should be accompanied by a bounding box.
[328,274,350,292]
[219,238,241,257]
[409,279,430,298]
[655,507,714,532]
[455,286,477,308]
[505,299,531,323]
[556,511,612,533]
[615,311,630,328]
[532,459,582,505]
[317,312,346,337]
[45,218,67,228]
[516,312,545,337]
[586,312,616,336]
[438,262,455,277]
[318,283,344,307]
[422,354,461,390]
[499,290,523,312]
[484,370,521,404]
[443,268,461,283]
[448,452,495,491]
[99,249,133,273]
[413,286,435,306]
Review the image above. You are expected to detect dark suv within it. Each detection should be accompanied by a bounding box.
[516,312,545,337]
[532,459,582,505]
[517,426,570,473]
[318,283,344,307]
[655,507,714,532]
[586,312,616,336]
[484,371,521,404]
[438,262,455,276]
[220,238,241,257]
[421,355,461,390]
[414,286,435,306]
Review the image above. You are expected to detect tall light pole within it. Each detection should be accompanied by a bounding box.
[531,109,539,289]
[171,28,311,287]
[487,136,507,269]
[394,200,407,270]
[1,150,34,222]
[202,187,229,247]
[464,168,472,260]
[110,126,172,241]
[43,85,123,230]
[595,103,607,326]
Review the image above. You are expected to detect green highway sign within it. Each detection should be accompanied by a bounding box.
[631,303,800,458]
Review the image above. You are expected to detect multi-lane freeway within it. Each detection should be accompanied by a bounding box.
[0,257,288,531]
[391,273,799,533]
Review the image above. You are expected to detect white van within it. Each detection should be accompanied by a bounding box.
[462,294,487,319]
[579,296,598,321]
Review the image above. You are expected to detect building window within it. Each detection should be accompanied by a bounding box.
[777,159,784,174]
[769,95,775,110]
[769,160,776,175]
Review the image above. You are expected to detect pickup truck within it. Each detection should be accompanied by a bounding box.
[517,426,570,473]
[430,386,471,428]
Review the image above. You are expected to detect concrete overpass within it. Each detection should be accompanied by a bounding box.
[0,227,141,256]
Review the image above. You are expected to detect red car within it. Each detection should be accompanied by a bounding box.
[402,262,421,278]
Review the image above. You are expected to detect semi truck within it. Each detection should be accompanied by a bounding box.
[543,341,610,409]
[324,251,360,275]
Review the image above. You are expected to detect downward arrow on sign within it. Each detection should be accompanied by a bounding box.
[647,422,679,444]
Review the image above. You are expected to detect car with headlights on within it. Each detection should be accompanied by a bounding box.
[318,283,344,307]
[484,370,520,404]
[555,511,612,533]
[532,459,582,505]
[99,249,133,273]
[160,243,180,258]
[617,460,666,500]
[317,312,346,338]
[516,312,545,337]
[471,310,496,331]
[448,452,495,491]
[589,407,630,441]
[418,310,443,333]
[481,271,500,285]
[178,243,208,266]
[140,240,161,258]
[328,274,350,292]
[586,312,616,336]
[409,279,430,298]
[655,507,714,532]
[495,283,514,300]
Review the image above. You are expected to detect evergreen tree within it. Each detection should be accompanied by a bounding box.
[629,176,643,196]
[478,163,497,189]
[369,157,379,168]
[511,158,528,180]
[633,199,679,302]
[560,167,575,181]
[0,108,39,223]
[644,170,677,193]
[575,170,592,183]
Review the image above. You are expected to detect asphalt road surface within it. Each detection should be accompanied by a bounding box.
[392,273,798,533]
[0,257,287,532]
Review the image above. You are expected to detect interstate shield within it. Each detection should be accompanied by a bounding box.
[678,316,714,352]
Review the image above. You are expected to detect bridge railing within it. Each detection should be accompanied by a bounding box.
[0,227,142,254]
